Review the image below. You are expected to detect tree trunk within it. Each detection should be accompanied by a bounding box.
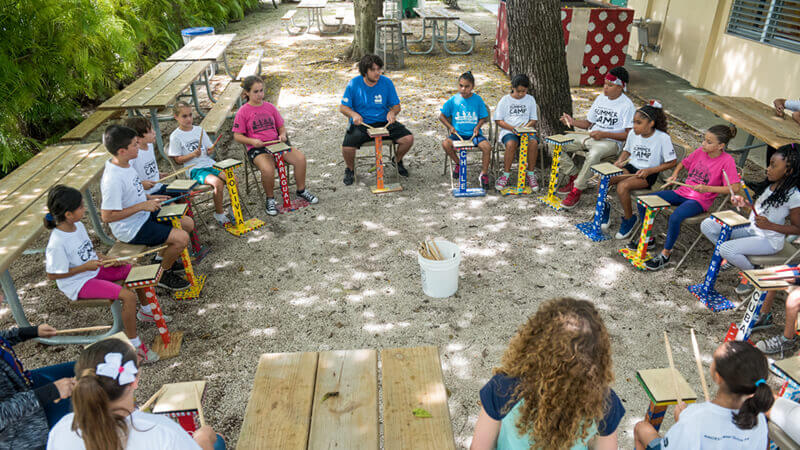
[344,0,384,60]
[506,0,572,137]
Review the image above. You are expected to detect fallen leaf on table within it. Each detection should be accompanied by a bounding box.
[412,407,432,418]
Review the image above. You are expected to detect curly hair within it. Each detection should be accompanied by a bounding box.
[495,297,613,450]
[755,144,800,213]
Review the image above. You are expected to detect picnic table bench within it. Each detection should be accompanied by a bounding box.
[59,109,123,143]
[404,7,477,55]
[0,142,125,345]
[284,0,346,35]
[237,346,456,449]
[687,94,800,167]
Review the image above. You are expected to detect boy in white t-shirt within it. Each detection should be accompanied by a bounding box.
[100,125,192,291]
[494,73,539,192]
[555,66,635,209]
[168,101,231,226]
[125,117,171,197]
[634,341,772,450]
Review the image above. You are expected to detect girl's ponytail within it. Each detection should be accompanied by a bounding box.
[46,185,82,229]
[714,341,774,430]
[72,339,138,450]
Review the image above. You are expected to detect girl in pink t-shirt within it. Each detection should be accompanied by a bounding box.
[630,124,740,271]
[232,75,318,216]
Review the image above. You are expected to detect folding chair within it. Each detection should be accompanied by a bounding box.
[749,236,800,267]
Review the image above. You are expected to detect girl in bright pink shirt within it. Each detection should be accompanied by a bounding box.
[630,124,741,271]
[232,75,318,216]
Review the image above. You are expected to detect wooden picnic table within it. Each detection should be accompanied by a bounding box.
[0,142,118,344]
[237,346,456,449]
[687,94,800,167]
[406,7,460,55]
[167,33,236,81]
[97,60,212,160]
[295,0,344,35]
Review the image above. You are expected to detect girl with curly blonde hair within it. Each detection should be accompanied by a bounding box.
[471,297,624,450]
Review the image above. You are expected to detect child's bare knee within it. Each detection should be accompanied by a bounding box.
[169,229,190,247]
[119,289,137,305]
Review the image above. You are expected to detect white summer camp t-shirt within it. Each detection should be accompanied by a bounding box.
[45,222,99,300]
[168,125,215,170]
[661,402,768,450]
[586,93,636,148]
[100,160,150,243]
[48,410,202,450]
[785,99,800,112]
[624,129,677,170]
[494,94,538,141]
[130,142,163,195]
[750,185,800,250]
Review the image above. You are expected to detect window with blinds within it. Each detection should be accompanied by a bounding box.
[726,0,800,53]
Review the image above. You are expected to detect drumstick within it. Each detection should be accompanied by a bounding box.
[721,169,740,212]
[663,179,691,187]
[664,331,683,404]
[743,185,760,218]
[205,133,223,153]
[195,385,206,427]
[690,329,710,402]
[771,266,800,273]
[431,240,443,260]
[139,386,166,412]
[758,274,800,281]
[160,190,204,206]
[54,325,112,335]
[102,245,168,266]
[156,165,195,183]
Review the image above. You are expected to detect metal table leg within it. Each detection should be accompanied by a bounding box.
[83,190,114,246]
[189,83,205,119]
[1,270,33,329]
[148,107,168,161]
[221,52,234,78]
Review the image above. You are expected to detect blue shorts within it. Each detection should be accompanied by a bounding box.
[190,167,221,184]
[150,185,182,198]
[501,133,540,145]
[128,211,173,247]
[448,133,487,147]
[646,437,663,450]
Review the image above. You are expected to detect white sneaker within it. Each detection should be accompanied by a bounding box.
[526,172,540,192]
[137,309,173,323]
[137,343,160,364]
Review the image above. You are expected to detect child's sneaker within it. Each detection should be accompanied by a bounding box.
[750,312,773,331]
[452,167,460,180]
[151,256,184,274]
[557,175,577,194]
[158,271,190,291]
[137,343,160,364]
[392,158,409,177]
[137,309,173,323]
[645,253,671,271]
[600,203,611,231]
[478,173,489,190]
[495,174,509,191]
[266,198,278,216]
[562,188,582,209]
[526,172,539,192]
[735,281,755,296]
[720,259,734,271]
[343,168,354,186]
[615,215,639,240]
[755,334,797,356]
[297,190,319,204]
[214,212,232,226]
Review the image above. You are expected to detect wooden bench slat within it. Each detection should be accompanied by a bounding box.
[453,20,480,35]
[146,61,210,109]
[0,145,72,204]
[99,62,174,110]
[335,7,345,19]
[237,352,318,450]
[236,49,264,81]
[283,10,297,20]
[200,82,243,135]
[121,61,193,109]
[381,346,455,450]
[0,143,99,234]
[60,110,123,142]
[0,143,108,273]
[308,349,379,449]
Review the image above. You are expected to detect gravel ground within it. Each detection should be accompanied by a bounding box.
[3,2,788,448]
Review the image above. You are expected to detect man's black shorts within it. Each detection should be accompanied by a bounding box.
[342,122,412,148]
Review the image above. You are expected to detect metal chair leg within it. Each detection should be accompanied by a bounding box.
[675,234,704,271]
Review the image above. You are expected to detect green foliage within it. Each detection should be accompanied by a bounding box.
[0,0,260,174]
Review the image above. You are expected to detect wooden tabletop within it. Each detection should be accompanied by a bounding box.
[298,0,328,8]
[97,61,211,110]
[166,33,236,62]
[414,7,459,20]
[0,142,108,273]
[687,94,800,148]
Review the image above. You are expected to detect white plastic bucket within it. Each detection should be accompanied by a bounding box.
[417,239,461,298]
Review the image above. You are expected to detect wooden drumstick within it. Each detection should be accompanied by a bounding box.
[102,245,168,266]
[431,240,443,260]
[690,329,710,402]
[139,385,166,412]
[54,325,112,335]
[156,166,194,183]
[721,169,740,212]
[206,133,223,153]
[195,385,206,427]
[664,331,683,403]
[663,179,691,188]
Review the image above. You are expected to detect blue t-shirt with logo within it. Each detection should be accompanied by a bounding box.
[341,75,400,124]
[440,93,489,137]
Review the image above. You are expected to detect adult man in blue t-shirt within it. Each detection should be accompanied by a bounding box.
[339,54,415,185]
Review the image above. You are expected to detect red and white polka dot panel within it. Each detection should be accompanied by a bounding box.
[580,9,634,86]
[561,8,573,51]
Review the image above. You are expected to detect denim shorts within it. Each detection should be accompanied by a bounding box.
[501,133,540,145]
[190,167,221,184]
[448,133,487,146]
[646,437,663,450]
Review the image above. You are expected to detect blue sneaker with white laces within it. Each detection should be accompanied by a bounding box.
[616,214,640,240]
[600,203,611,231]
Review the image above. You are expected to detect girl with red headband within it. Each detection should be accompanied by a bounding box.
[556,67,636,209]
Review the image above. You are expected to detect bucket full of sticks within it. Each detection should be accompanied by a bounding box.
[417,239,461,298]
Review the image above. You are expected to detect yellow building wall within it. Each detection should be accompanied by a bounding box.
[625,0,799,105]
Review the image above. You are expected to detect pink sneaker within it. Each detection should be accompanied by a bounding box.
[526,172,540,192]
[562,188,582,209]
[557,175,577,194]
[495,174,509,191]
[137,343,160,364]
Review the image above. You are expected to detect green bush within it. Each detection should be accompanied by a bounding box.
[0,0,261,174]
